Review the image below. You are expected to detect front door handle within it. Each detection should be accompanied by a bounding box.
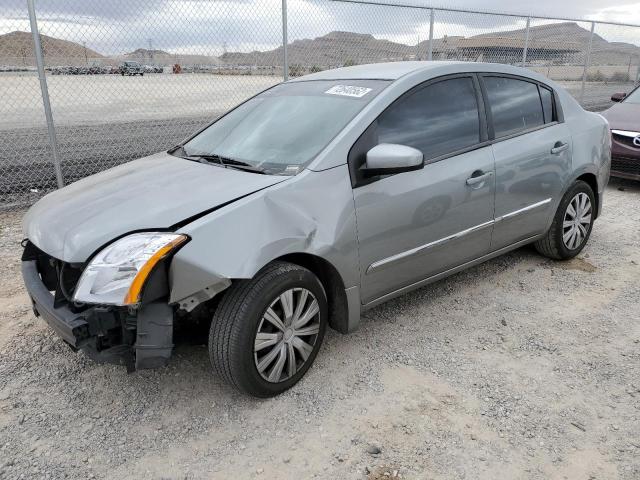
[550,141,569,154]
[466,170,494,186]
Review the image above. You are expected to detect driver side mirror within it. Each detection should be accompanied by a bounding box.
[611,92,626,102]
[361,143,424,178]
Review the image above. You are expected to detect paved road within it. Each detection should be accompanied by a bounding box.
[0,78,626,209]
[0,115,214,208]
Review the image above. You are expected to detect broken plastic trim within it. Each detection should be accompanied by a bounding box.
[177,278,232,312]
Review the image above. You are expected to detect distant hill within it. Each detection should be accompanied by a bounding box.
[0,32,222,67]
[222,23,640,68]
[0,30,103,65]
[118,47,221,66]
[1,22,638,70]
[125,48,170,58]
[474,21,597,44]
[472,22,640,64]
[221,31,416,67]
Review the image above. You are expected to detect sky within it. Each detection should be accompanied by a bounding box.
[1,0,640,55]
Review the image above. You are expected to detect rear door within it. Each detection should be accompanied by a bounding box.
[480,75,572,251]
[351,75,496,304]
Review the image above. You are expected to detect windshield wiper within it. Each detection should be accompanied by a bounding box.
[186,153,267,174]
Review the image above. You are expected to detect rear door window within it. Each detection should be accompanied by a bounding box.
[484,77,544,138]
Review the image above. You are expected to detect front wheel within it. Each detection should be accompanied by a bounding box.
[209,261,327,397]
[534,180,595,260]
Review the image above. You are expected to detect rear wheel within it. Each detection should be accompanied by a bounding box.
[209,261,327,397]
[534,180,595,260]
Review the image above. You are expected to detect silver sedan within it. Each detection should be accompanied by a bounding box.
[21,61,611,396]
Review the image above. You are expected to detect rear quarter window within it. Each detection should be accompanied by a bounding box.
[539,86,555,124]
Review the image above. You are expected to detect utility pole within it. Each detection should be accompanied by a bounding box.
[522,17,530,67]
[580,22,595,104]
[28,0,64,188]
[282,0,289,81]
[427,8,434,61]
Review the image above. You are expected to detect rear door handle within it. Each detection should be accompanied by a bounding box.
[466,170,494,186]
[550,142,569,154]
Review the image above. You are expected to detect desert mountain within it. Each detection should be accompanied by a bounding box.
[221,31,415,67]
[472,22,640,63]
[222,23,639,67]
[1,22,638,68]
[0,30,102,64]
[125,48,171,58]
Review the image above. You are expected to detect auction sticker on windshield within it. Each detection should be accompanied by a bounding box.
[324,85,373,98]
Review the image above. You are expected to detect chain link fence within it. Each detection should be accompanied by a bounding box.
[1,0,639,209]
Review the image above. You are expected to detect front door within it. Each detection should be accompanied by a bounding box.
[351,75,496,304]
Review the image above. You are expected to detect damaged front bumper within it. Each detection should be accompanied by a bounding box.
[21,258,174,371]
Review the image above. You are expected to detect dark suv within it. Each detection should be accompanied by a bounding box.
[120,61,144,76]
[601,84,640,181]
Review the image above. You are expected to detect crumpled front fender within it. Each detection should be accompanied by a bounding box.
[168,165,359,307]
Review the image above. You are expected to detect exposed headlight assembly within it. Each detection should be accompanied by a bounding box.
[73,232,188,306]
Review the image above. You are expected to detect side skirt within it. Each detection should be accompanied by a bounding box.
[361,234,542,311]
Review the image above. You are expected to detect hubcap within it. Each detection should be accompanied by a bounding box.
[562,192,592,250]
[254,288,321,383]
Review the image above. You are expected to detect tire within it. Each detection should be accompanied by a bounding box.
[534,180,596,260]
[209,261,328,397]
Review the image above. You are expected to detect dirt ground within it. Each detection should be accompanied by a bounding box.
[0,179,639,480]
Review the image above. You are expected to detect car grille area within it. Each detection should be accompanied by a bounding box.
[612,132,640,149]
[21,241,86,312]
[611,156,640,178]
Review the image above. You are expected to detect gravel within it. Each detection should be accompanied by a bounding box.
[0,178,639,479]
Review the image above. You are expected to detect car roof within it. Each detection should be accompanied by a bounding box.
[290,61,546,82]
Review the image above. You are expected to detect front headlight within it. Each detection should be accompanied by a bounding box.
[73,232,188,306]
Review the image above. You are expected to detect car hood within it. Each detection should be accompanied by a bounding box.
[23,152,288,262]
[600,102,640,131]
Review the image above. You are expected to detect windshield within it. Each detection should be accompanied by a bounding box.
[181,79,389,175]
[624,86,640,104]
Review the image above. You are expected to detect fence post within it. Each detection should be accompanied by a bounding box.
[27,0,64,189]
[580,22,595,104]
[427,9,434,61]
[522,17,530,67]
[282,0,289,81]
